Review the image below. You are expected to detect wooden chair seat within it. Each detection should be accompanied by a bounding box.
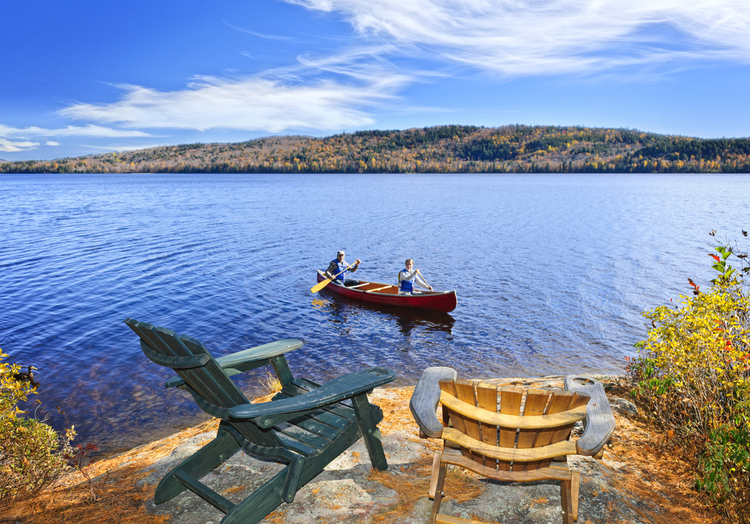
[409,367,615,524]
[125,318,395,524]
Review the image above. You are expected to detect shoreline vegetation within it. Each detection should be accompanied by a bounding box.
[2,124,750,174]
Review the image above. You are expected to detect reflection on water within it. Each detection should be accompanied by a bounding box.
[394,311,455,337]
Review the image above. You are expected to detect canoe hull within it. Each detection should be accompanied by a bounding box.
[316,271,457,313]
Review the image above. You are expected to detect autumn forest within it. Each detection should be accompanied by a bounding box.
[3,125,750,174]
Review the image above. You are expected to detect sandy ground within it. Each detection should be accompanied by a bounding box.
[1,377,721,524]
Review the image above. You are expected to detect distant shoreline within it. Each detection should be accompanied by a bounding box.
[3,124,750,174]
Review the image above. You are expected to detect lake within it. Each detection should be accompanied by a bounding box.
[1,172,748,453]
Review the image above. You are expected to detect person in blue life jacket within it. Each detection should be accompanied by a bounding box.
[325,250,361,286]
[398,259,433,294]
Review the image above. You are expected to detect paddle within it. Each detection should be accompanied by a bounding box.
[416,269,434,291]
[311,259,360,293]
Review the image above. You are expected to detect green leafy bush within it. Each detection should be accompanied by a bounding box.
[628,232,750,521]
[0,350,73,501]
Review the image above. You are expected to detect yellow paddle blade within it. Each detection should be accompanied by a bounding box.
[310,277,332,293]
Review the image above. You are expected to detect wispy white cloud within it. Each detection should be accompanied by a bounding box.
[0,124,150,139]
[284,0,750,76]
[59,75,407,132]
[82,143,168,153]
[0,138,40,153]
[0,124,151,152]
[224,20,299,42]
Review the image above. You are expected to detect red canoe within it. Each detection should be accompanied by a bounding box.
[316,271,457,313]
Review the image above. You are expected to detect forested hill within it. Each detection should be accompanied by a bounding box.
[4,125,750,174]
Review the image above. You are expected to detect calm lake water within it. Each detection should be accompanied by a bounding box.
[2,172,748,453]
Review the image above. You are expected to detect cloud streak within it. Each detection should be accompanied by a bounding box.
[0,124,150,152]
[59,75,405,132]
[0,124,150,138]
[0,138,39,153]
[285,0,750,76]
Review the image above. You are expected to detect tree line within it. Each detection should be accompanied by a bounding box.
[3,125,750,174]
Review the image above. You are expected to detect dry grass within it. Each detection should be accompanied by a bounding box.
[0,417,220,524]
[594,412,721,524]
[368,455,486,522]
[0,465,166,524]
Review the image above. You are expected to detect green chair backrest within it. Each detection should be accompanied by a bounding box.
[125,318,280,448]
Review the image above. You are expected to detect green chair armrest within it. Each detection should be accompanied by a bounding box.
[565,375,616,456]
[216,338,303,376]
[164,338,303,388]
[228,367,396,428]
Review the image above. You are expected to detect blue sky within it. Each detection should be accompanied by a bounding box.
[2,0,749,160]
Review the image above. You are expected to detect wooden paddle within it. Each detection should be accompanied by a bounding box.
[311,259,360,293]
[416,269,433,291]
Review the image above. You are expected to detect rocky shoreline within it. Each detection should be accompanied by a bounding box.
[2,376,721,524]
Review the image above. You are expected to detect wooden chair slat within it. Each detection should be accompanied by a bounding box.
[148,324,239,410]
[516,389,551,471]
[439,379,465,436]
[546,390,574,414]
[155,328,228,408]
[547,392,584,450]
[440,448,576,483]
[527,390,576,470]
[180,335,248,407]
[570,392,590,410]
[453,381,482,463]
[441,428,578,462]
[439,392,587,429]
[475,384,499,469]
[499,386,524,415]
[497,386,523,470]
[277,423,331,452]
[278,381,359,429]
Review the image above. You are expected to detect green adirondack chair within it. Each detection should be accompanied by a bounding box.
[125,318,396,524]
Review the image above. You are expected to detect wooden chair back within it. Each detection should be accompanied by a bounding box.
[438,379,590,471]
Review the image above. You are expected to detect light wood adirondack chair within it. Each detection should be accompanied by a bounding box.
[409,367,615,524]
[125,318,396,524]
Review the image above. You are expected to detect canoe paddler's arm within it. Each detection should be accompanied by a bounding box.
[325,260,338,278]
[349,258,361,273]
[414,270,431,290]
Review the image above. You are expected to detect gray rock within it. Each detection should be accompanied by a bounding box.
[610,396,639,416]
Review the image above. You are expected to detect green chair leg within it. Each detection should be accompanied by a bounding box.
[155,427,241,504]
[221,468,289,524]
[351,393,388,471]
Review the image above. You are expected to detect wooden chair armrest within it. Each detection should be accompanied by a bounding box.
[565,375,616,456]
[228,367,396,427]
[216,339,303,375]
[164,339,303,388]
[409,366,457,438]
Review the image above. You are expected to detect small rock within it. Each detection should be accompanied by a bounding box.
[609,397,638,416]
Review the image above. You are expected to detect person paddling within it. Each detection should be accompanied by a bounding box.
[326,250,361,287]
[398,259,432,294]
